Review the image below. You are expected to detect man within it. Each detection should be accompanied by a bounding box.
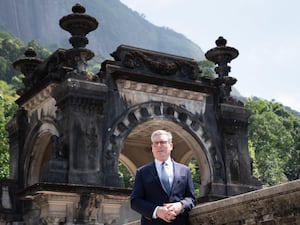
[131,130,195,225]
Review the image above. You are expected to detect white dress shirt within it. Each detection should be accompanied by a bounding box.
[152,157,174,219]
[155,157,174,186]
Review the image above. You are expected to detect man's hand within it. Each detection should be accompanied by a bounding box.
[156,205,177,223]
[164,202,184,215]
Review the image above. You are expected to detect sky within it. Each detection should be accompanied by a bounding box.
[120,0,300,112]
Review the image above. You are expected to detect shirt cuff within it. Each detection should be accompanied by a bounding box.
[180,201,185,213]
[152,206,159,219]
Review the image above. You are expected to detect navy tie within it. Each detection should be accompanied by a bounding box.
[161,162,171,194]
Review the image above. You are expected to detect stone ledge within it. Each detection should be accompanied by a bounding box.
[190,179,300,214]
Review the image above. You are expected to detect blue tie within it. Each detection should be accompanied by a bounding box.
[161,162,171,194]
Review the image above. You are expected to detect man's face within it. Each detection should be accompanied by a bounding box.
[151,134,173,162]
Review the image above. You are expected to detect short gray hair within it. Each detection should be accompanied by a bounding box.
[151,130,173,143]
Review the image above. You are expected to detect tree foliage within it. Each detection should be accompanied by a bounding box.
[119,162,134,188]
[0,32,50,178]
[0,80,18,178]
[188,158,201,197]
[245,98,300,186]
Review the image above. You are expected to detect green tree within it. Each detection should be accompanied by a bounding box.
[188,158,201,198]
[119,162,134,188]
[248,140,260,178]
[284,114,300,180]
[245,98,298,186]
[0,80,18,178]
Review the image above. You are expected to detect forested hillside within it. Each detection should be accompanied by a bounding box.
[0,0,204,60]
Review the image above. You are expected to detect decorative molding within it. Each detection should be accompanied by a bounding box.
[117,79,207,101]
[22,83,57,114]
[111,45,201,80]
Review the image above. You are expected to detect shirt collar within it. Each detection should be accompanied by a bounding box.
[155,157,172,166]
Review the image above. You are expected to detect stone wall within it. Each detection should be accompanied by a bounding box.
[191,179,300,225]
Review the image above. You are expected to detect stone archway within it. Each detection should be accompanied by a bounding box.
[24,121,59,186]
[120,120,210,196]
[104,101,224,196]
[121,120,209,183]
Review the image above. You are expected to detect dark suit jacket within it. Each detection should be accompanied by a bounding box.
[131,160,195,225]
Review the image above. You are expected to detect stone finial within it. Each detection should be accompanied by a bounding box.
[59,4,99,75]
[205,36,238,78]
[12,47,42,94]
[59,3,99,49]
[205,37,239,102]
[215,36,227,47]
[13,47,42,74]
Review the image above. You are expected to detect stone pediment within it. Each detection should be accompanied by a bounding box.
[105,45,214,94]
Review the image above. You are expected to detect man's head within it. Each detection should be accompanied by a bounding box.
[151,130,173,162]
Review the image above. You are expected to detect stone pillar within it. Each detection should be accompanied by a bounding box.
[206,37,261,195]
[53,4,108,185]
[53,78,107,185]
[220,103,261,194]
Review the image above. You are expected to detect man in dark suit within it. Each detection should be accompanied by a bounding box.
[131,130,195,225]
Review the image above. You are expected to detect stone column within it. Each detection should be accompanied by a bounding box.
[220,103,261,194]
[53,4,108,185]
[53,78,107,185]
[205,37,261,195]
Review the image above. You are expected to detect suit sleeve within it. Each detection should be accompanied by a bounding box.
[130,168,157,220]
[180,167,196,212]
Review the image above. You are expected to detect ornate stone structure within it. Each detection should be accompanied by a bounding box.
[0,3,267,225]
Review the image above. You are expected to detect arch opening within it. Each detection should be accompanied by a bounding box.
[25,121,59,186]
[118,119,211,197]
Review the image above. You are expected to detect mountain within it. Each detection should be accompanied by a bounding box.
[0,0,205,60]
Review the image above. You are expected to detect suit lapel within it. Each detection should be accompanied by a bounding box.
[151,161,171,195]
[171,161,181,193]
[150,161,161,186]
